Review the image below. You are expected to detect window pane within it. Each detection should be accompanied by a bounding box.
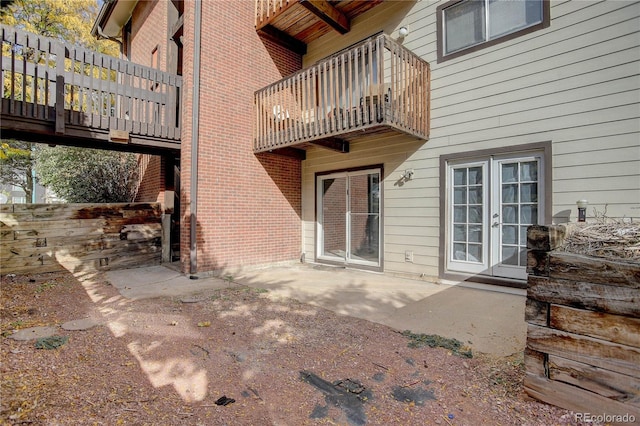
[454,224,467,241]
[519,247,528,267]
[520,161,538,181]
[502,225,517,244]
[502,163,518,183]
[350,214,379,263]
[468,187,482,204]
[454,243,467,260]
[520,225,529,246]
[521,205,537,224]
[322,177,346,258]
[468,225,482,243]
[502,184,517,203]
[369,174,380,214]
[468,205,482,223]
[454,187,467,204]
[488,0,542,39]
[520,183,538,203]
[454,168,467,185]
[468,244,483,262]
[503,205,518,223]
[445,0,486,54]
[469,167,483,185]
[454,206,467,222]
[502,245,519,265]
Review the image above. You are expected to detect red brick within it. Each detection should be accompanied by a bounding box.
[129,0,303,274]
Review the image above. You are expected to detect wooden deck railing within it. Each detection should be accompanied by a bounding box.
[1,25,182,148]
[255,0,293,28]
[254,33,430,153]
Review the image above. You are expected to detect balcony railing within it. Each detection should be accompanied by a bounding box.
[1,25,182,151]
[254,33,430,154]
[255,0,292,27]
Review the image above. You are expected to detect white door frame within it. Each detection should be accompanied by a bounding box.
[316,168,382,268]
[491,154,544,279]
[446,152,544,280]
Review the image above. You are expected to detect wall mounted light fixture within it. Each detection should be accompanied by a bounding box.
[394,169,414,187]
[399,26,409,37]
[401,169,414,181]
[576,199,588,222]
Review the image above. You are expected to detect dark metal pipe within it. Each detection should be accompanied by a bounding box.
[189,0,202,276]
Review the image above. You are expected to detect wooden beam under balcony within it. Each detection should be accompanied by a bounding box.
[254,34,431,156]
[310,138,349,153]
[255,0,382,47]
[299,0,350,34]
[257,25,307,55]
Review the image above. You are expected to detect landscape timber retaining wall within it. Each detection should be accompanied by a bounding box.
[1,203,162,275]
[525,225,640,424]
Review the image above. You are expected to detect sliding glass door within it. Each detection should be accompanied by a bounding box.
[317,168,381,268]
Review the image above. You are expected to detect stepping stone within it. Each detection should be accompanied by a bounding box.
[62,318,101,331]
[9,326,58,341]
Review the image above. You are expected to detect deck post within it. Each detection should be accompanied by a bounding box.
[55,42,65,135]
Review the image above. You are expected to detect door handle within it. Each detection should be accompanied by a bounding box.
[492,212,500,228]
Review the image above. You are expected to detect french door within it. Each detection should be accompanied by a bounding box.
[317,168,381,268]
[447,153,543,280]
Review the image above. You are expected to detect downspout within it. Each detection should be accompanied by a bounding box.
[189,0,202,277]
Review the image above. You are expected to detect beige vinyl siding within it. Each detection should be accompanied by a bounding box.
[301,0,640,277]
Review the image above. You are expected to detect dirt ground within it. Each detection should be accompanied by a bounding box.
[1,270,588,425]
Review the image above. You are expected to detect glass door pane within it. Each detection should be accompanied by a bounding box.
[321,177,347,260]
[447,162,489,275]
[317,169,382,268]
[348,172,380,265]
[447,153,544,281]
[493,157,541,279]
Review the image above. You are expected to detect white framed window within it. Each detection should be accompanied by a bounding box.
[437,0,549,62]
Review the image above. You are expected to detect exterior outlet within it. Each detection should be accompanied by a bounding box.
[405,250,414,262]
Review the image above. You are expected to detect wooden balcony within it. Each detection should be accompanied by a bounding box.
[254,34,430,157]
[255,0,383,53]
[1,25,182,154]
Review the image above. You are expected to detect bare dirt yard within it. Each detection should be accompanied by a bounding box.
[1,270,588,425]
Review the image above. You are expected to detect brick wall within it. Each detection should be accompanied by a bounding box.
[134,154,164,203]
[129,0,168,70]
[178,0,303,273]
[128,1,170,206]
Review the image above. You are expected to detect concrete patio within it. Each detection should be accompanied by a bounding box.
[106,263,527,357]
